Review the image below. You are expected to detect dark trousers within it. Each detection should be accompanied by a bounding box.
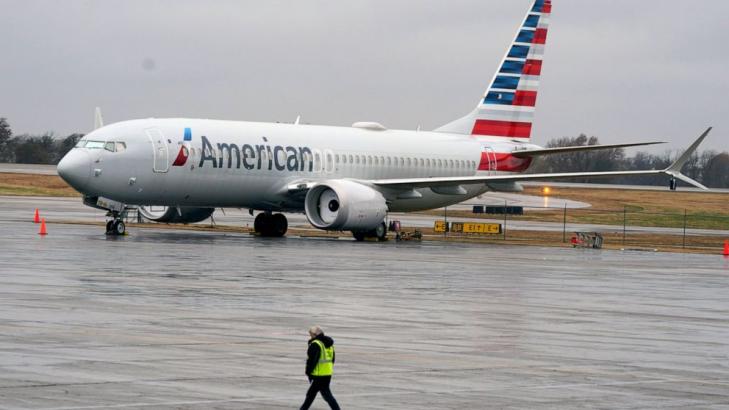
[300,375,340,410]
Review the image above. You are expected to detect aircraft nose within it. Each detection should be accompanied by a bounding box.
[57,149,91,192]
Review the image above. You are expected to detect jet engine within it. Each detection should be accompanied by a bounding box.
[304,180,388,231]
[137,206,215,224]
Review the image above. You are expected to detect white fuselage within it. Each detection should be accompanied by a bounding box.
[64,118,536,213]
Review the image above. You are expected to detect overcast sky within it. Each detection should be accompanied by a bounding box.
[1,0,727,153]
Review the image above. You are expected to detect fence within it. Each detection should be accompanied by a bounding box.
[435,205,729,251]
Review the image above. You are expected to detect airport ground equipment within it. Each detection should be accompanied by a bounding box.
[571,232,603,249]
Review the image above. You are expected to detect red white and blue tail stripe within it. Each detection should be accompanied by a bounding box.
[436,0,551,141]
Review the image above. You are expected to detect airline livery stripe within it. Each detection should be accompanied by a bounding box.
[478,152,533,172]
[513,90,537,107]
[508,45,530,59]
[534,28,548,44]
[524,14,540,28]
[538,16,550,29]
[484,91,514,105]
[500,60,525,74]
[492,76,520,90]
[476,109,535,122]
[472,120,532,138]
[533,0,552,14]
[516,29,535,44]
[522,59,542,75]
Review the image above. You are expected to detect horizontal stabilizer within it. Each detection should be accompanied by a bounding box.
[662,127,712,190]
[511,141,665,158]
[369,127,713,192]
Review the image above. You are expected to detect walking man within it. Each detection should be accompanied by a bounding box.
[300,325,341,410]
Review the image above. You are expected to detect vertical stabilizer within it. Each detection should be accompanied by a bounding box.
[435,0,552,142]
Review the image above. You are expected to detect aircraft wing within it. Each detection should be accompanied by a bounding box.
[510,141,665,158]
[370,128,712,191]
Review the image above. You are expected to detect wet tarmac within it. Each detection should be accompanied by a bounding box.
[1,216,729,409]
[4,195,728,237]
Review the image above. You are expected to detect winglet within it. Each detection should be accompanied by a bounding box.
[94,107,104,130]
[662,127,712,190]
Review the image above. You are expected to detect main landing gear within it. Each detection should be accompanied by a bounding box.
[254,212,288,237]
[351,222,387,242]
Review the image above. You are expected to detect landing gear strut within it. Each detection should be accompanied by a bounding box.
[254,212,288,237]
[352,222,387,242]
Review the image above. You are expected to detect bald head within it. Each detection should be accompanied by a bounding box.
[308,325,323,338]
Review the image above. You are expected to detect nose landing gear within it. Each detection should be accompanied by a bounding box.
[105,218,126,236]
[254,212,288,237]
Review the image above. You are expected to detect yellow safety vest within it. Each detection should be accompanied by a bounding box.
[311,339,334,376]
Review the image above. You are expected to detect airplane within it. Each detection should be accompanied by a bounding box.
[57,0,711,239]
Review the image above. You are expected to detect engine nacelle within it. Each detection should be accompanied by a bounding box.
[305,180,388,231]
[137,206,215,224]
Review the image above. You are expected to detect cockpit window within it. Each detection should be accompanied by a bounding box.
[84,140,106,149]
[76,140,126,152]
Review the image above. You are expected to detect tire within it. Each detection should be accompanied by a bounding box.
[374,222,387,241]
[254,213,269,234]
[271,213,288,237]
[106,220,114,233]
[352,231,366,242]
[113,220,126,235]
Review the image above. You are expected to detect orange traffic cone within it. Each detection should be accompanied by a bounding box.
[38,218,47,235]
[34,208,40,223]
[723,240,729,256]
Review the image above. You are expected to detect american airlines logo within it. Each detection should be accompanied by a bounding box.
[172,129,315,172]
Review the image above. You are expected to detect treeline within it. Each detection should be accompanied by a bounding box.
[528,134,729,188]
[0,118,82,164]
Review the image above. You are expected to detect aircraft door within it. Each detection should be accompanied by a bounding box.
[146,128,169,173]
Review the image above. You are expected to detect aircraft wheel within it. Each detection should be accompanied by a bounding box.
[113,220,126,236]
[352,231,366,242]
[106,220,114,234]
[254,213,269,234]
[373,222,387,241]
[271,213,288,237]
